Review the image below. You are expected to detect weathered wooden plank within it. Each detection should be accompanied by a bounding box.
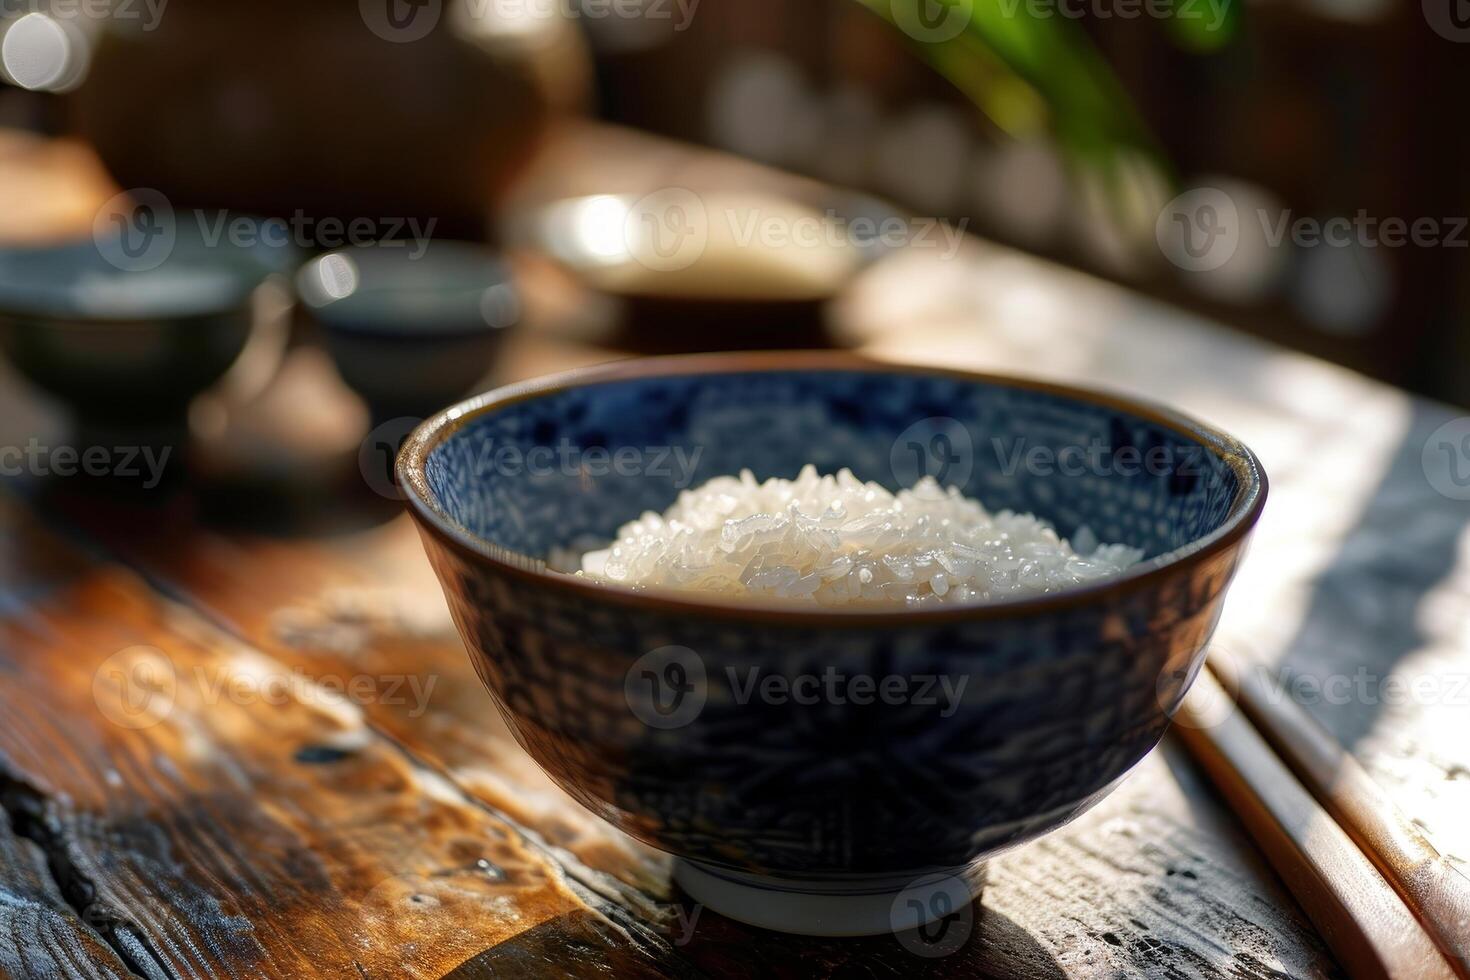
[0,121,1380,976]
[849,242,1470,855]
[0,794,133,980]
[0,505,684,979]
[87,502,1343,978]
[95,518,665,891]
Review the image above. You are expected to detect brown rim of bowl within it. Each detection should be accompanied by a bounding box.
[397,351,1268,628]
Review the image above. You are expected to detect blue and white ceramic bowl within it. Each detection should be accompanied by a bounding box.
[398,352,1267,935]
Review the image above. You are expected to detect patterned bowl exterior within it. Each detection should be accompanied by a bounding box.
[401,353,1266,882]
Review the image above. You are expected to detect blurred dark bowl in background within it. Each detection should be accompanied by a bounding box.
[524,186,903,352]
[298,241,519,422]
[0,219,293,425]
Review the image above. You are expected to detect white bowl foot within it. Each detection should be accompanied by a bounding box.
[672,860,983,938]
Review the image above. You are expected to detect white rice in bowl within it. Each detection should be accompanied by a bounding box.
[576,465,1143,609]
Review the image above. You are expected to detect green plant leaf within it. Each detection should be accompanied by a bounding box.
[854,0,1177,183]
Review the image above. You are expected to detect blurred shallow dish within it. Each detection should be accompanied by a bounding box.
[299,242,518,421]
[526,189,903,351]
[398,352,1267,935]
[0,219,293,424]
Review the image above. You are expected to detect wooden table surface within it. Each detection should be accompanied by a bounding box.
[2,124,1468,979]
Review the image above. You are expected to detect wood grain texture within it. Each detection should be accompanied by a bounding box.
[843,238,1470,874]
[1177,672,1456,980]
[66,490,1343,978]
[1210,651,1470,977]
[0,798,132,980]
[0,503,682,978]
[5,121,1464,976]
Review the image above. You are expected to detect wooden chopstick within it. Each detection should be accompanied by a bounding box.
[1174,668,1459,980]
[1208,649,1470,979]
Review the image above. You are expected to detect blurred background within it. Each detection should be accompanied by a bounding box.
[0,0,1464,507]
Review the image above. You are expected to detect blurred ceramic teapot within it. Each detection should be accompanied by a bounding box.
[64,0,590,240]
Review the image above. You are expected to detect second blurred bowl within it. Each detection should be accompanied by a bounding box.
[0,219,292,424]
[527,189,903,352]
[298,242,519,421]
